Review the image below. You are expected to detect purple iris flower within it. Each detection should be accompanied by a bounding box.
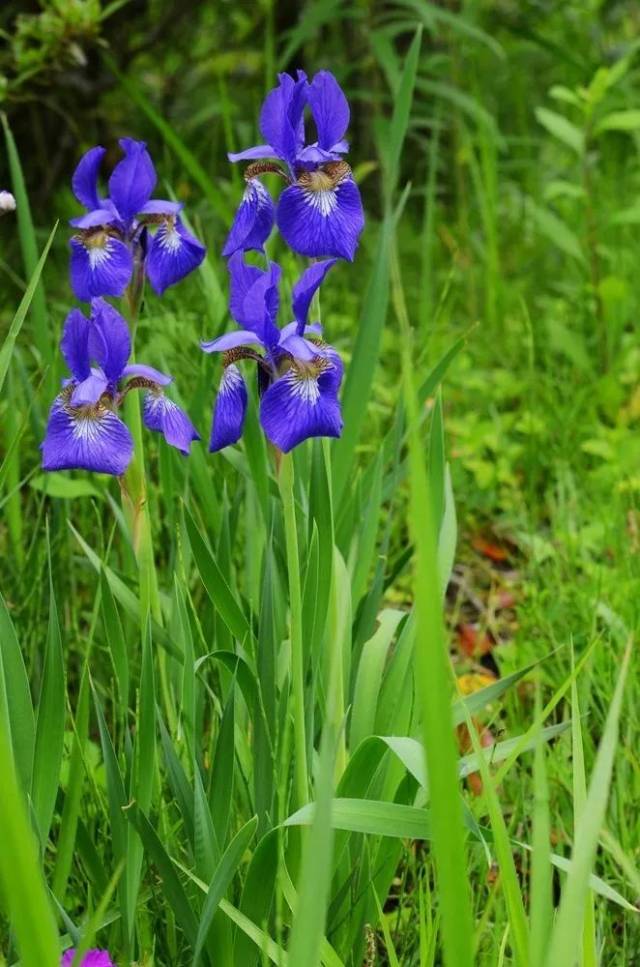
[69,138,206,302]
[224,70,364,262]
[41,298,199,474]
[61,950,115,967]
[202,253,342,453]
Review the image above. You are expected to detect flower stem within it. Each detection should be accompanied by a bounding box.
[120,282,175,732]
[120,283,162,625]
[278,450,309,808]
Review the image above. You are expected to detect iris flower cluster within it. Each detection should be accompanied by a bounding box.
[224,69,364,261]
[205,69,363,454]
[41,140,202,474]
[41,70,363,473]
[69,138,205,300]
[41,298,199,473]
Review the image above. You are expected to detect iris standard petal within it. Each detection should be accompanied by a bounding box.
[70,369,109,406]
[307,71,350,151]
[259,72,308,165]
[41,397,133,475]
[89,298,131,383]
[259,76,297,165]
[108,138,156,224]
[276,174,364,261]
[222,179,275,257]
[72,146,106,211]
[60,308,91,381]
[143,392,200,454]
[70,235,133,302]
[201,330,264,353]
[210,364,248,452]
[259,360,342,453]
[228,251,263,326]
[145,218,206,295]
[122,363,173,386]
[241,263,281,347]
[61,948,116,967]
[292,258,337,331]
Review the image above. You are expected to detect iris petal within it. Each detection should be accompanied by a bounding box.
[278,334,319,362]
[276,176,364,261]
[61,949,116,967]
[41,397,133,475]
[70,369,109,407]
[228,252,263,325]
[69,208,121,230]
[143,393,200,454]
[259,72,308,165]
[259,358,343,452]
[307,71,350,151]
[72,146,105,211]
[222,179,275,257]
[228,144,277,163]
[89,299,131,384]
[292,258,337,331]
[241,265,281,347]
[122,363,172,386]
[145,218,206,295]
[139,199,183,217]
[210,364,248,452]
[60,308,91,381]
[108,139,156,224]
[227,254,281,346]
[201,330,264,353]
[70,235,133,302]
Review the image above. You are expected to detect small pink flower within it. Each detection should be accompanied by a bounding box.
[61,950,115,967]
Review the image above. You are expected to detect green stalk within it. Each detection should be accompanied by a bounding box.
[278,451,309,809]
[119,280,175,731]
[120,282,161,626]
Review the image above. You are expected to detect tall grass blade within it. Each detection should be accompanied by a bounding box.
[0,712,59,966]
[397,249,474,964]
[546,641,632,965]
[31,564,66,846]
[1,112,50,363]
[0,591,35,792]
[0,222,57,396]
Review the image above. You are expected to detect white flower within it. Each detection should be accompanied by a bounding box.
[0,191,16,214]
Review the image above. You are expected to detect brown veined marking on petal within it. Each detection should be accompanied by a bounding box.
[63,390,117,420]
[117,376,159,406]
[139,212,175,226]
[289,354,333,379]
[76,226,123,247]
[296,160,351,191]
[222,346,273,376]
[244,161,290,183]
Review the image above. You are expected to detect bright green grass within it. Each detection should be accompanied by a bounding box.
[2,2,640,965]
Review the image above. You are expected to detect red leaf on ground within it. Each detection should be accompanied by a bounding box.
[472,535,510,562]
[457,623,494,657]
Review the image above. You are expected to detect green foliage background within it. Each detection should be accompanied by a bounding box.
[1,1,640,965]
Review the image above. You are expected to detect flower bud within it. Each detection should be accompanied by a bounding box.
[0,190,16,214]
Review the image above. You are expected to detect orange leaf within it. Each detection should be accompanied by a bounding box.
[472,535,509,562]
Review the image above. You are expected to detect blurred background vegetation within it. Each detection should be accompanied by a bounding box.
[3,0,640,576]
